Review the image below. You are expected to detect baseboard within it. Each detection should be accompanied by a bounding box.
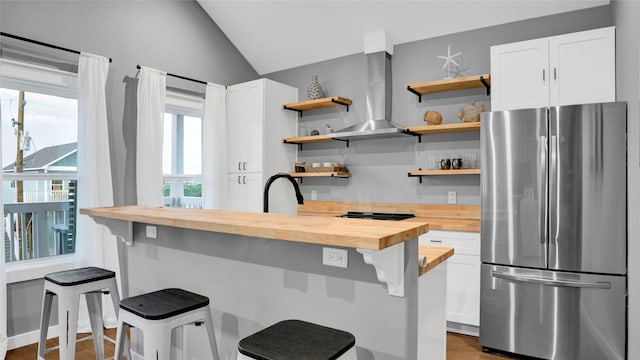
[8,325,59,350]
[446,321,479,337]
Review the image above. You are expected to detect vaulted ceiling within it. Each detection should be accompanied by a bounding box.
[197,0,608,75]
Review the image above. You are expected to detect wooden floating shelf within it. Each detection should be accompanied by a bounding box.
[290,172,351,178]
[406,122,480,135]
[283,96,353,114]
[409,168,480,183]
[409,169,481,177]
[406,74,491,102]
[283,134,333,145]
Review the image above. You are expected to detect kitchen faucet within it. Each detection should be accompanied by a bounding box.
[263,173,304,213]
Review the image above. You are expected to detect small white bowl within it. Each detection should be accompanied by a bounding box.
[322,162,333,167]
[312,162,321,168]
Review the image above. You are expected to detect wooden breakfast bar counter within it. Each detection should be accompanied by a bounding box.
[81,206,452,360]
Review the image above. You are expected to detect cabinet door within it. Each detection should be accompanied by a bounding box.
[491,38,549,111]
[227,85,248,173]
[244,172,264,213]
[549,26,615,106]
[243,82,264,173]
[226,173,246,211]
[447,254,480,326]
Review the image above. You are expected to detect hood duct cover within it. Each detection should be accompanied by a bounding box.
[331,51,406,139]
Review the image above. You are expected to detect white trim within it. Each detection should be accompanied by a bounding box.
[162,174,202,181]
[1,173,78,181]
[165,90,204,118]
[8,325,59,350]
[5,254,76,284]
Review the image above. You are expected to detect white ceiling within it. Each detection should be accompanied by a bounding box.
[197,0,609,75]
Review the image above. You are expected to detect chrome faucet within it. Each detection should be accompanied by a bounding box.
[263,173,304,213]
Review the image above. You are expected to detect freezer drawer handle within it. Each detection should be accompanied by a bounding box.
[492,271,611,289]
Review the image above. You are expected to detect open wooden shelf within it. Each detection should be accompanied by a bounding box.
[406,74,490,102]
[283,134,333,145]
[409,169,481,176]
[283,96,352,114]
[406,122,480,135]
[290,171,351,179]
[408,168,480,183]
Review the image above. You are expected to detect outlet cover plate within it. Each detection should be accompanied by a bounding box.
[146,225,157,239]
[323,247,348,268]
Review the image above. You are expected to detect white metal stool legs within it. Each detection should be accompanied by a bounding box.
[114,305,219,360]
[38,276,130,360]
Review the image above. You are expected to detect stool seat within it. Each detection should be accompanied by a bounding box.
[114,288,219,360]
[238,320,356,360]
[44,266,115,287]
[119,288,210,320]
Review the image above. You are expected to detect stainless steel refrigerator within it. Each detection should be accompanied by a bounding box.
[480,102,627,360]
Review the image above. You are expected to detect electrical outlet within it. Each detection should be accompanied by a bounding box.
[447,191,457,204]
[146,225,157,239]
[311,190,318,201]
[323,247,348,268]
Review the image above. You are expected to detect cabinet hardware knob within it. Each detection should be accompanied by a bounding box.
[542,69,545,81]
[238,162,241,171]
[243,176,246,184]
[237,176,241,184]
[554,67,557,80]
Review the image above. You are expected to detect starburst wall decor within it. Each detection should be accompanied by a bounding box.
[437,45,462,79]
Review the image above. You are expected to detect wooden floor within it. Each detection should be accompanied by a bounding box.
[7,330,508,359]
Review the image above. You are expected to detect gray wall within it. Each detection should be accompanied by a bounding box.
[611,1,640,358]
[1,0,258,338]
[266,5,611,206]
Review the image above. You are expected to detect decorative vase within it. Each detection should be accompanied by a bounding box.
[307,75,325,100]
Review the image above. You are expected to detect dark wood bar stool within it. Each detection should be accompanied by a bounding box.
[113,288,220,360]
[237,320,357,360]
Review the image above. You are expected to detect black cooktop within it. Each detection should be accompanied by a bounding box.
[339,211,415,221]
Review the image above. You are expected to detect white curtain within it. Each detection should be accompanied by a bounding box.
[0,98,6,360]
[75,52,119,328]
[202,83,227,209]
[136,67,166,207]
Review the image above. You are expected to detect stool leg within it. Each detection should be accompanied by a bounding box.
[114,320,127,360]
[143,326,171,360]
[57,291,80,360]
[86,292,105,360]
[109,282,132,360]
[203,311,220,360]
[37,290,54,359]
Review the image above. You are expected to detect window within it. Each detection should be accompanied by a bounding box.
[162,91,203,208]
[1,83,78,264]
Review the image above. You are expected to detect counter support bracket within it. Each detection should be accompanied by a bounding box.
[357,243,405,297]
[89,217,134,246]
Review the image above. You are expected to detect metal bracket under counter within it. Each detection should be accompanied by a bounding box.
[357,242,405,297]
[89,217,134,246]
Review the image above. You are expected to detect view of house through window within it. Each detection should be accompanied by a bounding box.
[0,87,78,263]
[162,112,202,208]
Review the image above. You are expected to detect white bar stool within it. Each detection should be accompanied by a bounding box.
[38,266,131,360]
[113,288,220,360]
[237,320,357,360]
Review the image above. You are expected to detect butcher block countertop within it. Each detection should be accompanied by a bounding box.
[298,201,480,232]
[80,206,429,251]
[419,245,454,277]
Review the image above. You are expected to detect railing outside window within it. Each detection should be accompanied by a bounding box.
[3,177,76,263]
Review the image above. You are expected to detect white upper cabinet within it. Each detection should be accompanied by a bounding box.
[549,27,615,106]
[226,80,264,174]
[491,38,549,111]
[491,26,615,111]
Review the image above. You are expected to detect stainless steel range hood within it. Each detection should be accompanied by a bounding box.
[330,51,407,140]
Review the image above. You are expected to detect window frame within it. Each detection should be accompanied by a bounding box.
[1,58,79,283]
[163,90,205,208]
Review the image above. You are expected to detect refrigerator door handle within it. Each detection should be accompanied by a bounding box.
[491,270,611,289]
[549,134,559,245]
[540,135,548,244]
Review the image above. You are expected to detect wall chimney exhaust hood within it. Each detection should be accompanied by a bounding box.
[330,31,409,140]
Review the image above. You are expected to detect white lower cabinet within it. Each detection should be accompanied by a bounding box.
[226,172,263,212]
[420,231,480,328]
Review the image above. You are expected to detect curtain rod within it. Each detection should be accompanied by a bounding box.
[136,65,207,85]
[0,32,112,63]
